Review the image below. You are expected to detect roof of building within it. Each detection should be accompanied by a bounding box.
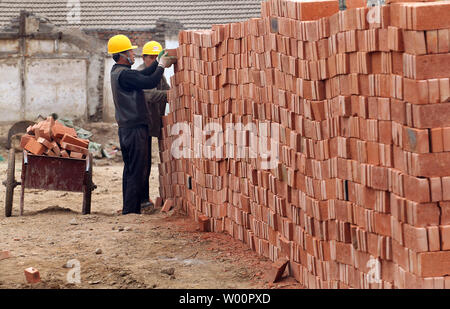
[0,0,263,31]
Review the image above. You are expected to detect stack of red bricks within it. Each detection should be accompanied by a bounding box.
[20,117,89,159]
[158,0,450,288]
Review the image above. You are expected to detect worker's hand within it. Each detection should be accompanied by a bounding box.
[158,53,174,68]
[157,50,166,61]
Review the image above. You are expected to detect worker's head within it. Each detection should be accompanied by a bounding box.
[108,35,138,65]
[142,41,163,67]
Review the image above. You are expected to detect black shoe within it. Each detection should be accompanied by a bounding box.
[141,201,155,214]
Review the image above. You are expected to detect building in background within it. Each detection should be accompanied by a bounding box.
[0,0,262,122]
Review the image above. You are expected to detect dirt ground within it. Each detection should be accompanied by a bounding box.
[0,122,302,289]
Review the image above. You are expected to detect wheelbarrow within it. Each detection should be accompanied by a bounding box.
[3,148,97,217]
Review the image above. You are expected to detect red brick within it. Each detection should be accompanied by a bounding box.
[51,124,77,139]
[167,48,178,58]
[69,151,83,159]
[440,202,450,225]
[240,195,251,212]
[418,251,450,277]
[410,54,450,80]
[441,78,450,103]
[443,177,450,201]
[392,239,409,270]
[295,0,339,21]
[20,134,34,149]
[51,142,61,156]
[61,134,89,149]
[24,138,46,155]
[403,223,428,252]
[404,78,428,105]
[335,241,352,265]
[429,177,442,202]
[440,225,450,250]
[437,29,449,54]
[427,226,441,251]
[408,202,440,227]
[374,212,391,237]
[403,30,427,55]
[267,257,289,283]
[428,79,440,104]
[412,103,450,128]
[367,142,380,165]
[155,197,163,208]
[198,215,210,232]
[391,99,406,125]
[403,127,429,153]
[446,276,450,289]
[411,152,450,177]
[426,30,438,54]
[60,150,69,158]
[45,148,57,157]
[161,199,174,212]
[0,250,11,260]
[410,2,450,31]
[378,121,392,145]
[443,127,450,152]
[403,175,430,203]
[60,142,89,155]
[24,267,40,284]
[431,128,444,153]
[36,137,53,149]
[370,166,388,191]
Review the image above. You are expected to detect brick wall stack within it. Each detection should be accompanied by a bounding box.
[158,0,450,288]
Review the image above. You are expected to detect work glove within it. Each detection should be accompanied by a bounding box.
[158,52,176,69]
[157,49,177,68]
[157,49,166,61]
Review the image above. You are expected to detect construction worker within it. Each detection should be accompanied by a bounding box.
[108,34,174,215]
[137,41,171,210]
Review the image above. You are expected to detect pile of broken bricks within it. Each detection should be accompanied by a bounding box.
[20,117,90,160]
[158,0,450,288]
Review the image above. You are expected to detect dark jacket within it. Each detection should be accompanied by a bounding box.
[110,62,164,128]
[137,62,170,138]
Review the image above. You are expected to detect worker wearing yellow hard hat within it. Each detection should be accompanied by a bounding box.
[142,41,163,56]
[107,34,175,215]
[137,41,171,212]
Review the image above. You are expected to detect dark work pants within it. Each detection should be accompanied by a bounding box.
[142,135,152,204]
[118,125,150,215]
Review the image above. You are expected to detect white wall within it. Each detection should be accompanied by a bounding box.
[0,59,22,122]
[0,36,101,123]
[25,59,87,120]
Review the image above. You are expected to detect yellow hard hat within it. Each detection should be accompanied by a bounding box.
[107,35,138,54]
[142,41,163,56]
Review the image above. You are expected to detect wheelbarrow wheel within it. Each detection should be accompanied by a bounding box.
[5,148,15,217]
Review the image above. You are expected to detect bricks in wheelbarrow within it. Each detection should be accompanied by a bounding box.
[44,148,57,157]
[51,141,61,156]
[70,151,84,159]
[20,134,35,149]
[24,138,46,155]
[60,142,89,155]
[52,124,77,139]
[37,137,53,149]
[61,133,89,149]
[60,150,69,158]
